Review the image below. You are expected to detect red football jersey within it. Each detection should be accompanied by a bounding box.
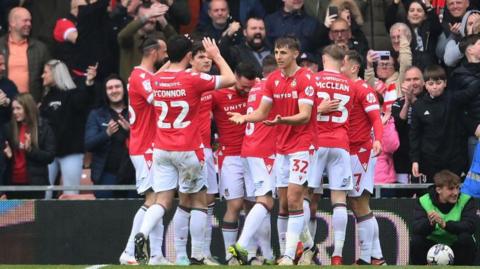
[263,67,316,155]
[241,79,276,158]
[152,70,218,151]
[212,88,248,156]
[199,91,213,148]
[128,66,156,155]
[349,79,383,154]
[315,69,355,151]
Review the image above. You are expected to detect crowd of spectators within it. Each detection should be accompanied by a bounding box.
[0,0,480,199]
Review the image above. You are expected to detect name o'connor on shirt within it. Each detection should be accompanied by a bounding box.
[223,102,247,112]
[153,89,187,98]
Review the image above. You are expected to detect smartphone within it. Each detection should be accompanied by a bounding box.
[328,6,338,17]
[376,50,391,60]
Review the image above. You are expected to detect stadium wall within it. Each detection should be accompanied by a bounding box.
[0,199,478,265]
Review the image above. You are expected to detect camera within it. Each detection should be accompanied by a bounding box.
[376,51,391,60]
[328,6,338,17]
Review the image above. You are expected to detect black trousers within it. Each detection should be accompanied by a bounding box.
[410,233,477,265]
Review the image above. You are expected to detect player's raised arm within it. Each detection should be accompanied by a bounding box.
[202,37,235,88]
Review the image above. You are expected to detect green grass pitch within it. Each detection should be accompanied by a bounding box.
[0,265,478,269]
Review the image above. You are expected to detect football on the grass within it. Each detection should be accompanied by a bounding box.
[426,244,454,265]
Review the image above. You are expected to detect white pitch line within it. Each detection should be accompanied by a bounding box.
[85,265,109,269]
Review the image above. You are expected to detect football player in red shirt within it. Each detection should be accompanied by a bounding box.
[171,42,220,265]
[342,50,385,265]
[120,37,168,266]
[229,37,316,265]
[134,36,235,265]
[211,62,257,264]
[227,58,278,265]
[309,45,355,265]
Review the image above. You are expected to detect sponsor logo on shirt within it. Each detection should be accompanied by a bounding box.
[222,102,247,112]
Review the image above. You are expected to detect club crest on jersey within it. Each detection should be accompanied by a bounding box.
[291,79,297,87]
[304,86,314,97]
[275,80,279,87]
[366,92,377,103]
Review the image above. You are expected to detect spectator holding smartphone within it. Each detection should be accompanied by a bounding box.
[317,1,369,57]
[365,23,413,110]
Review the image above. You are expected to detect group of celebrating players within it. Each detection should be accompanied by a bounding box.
[118,34,387,266]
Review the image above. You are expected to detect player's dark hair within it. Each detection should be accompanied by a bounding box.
[235,61,258,80]
[434,170,461,188]
[191,41,206,58]
[274,36,301,51]
[423,65,446,82]
[167,35,193,63]
[140,37,161,56]
[322,44,346,62]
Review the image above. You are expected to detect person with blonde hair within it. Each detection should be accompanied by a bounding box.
[2,93,55,199]
[39,59,97,199]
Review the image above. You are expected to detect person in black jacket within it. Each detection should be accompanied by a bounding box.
[385,0,442,70]
[391,66,424,186]
[410,65,479,183]
[450,34,480,164]
[410,170,478,265]
[2,93,55,199]
[0,53,18,195]
[219,16,271,77]
[39,59,97,199]
[85,74,132,198]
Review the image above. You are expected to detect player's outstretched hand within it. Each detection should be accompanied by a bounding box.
[202,37,221,60]
[228,112,246,125]
[263,114,282,126]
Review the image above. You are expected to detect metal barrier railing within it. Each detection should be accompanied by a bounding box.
[0,183,432,198]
